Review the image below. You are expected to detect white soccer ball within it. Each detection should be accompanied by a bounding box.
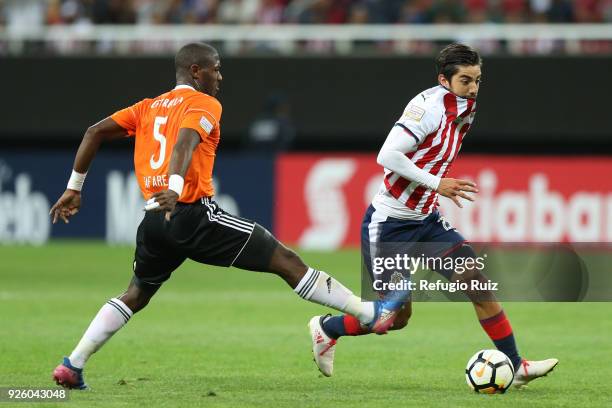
[465,349,515,394]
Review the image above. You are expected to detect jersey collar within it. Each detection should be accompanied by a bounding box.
[439,85,476,101]
[174,84,196,91]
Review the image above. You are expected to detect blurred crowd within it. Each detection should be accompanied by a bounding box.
[1,0,611,28]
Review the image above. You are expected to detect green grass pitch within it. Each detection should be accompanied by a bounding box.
[1,242,611,408]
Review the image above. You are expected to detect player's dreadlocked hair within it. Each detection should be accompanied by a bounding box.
[436,43,482,81]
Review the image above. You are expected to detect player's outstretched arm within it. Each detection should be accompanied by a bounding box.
[50,117,128,224]
[145,128,200,218]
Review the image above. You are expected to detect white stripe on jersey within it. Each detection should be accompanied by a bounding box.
[396,181,419,206]
[413,123,455,212]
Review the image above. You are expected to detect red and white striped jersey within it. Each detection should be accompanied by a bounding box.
[373,85,477,219]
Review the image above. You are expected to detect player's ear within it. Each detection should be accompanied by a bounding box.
[438,74,450,88]
[189,63,200,78]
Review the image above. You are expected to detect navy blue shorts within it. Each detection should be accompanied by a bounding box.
[361,204,467,282]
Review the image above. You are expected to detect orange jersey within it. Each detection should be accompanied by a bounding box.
[111,85,222,203]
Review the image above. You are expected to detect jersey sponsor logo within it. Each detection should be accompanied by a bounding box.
[403,104,426,122]
[200,116,214,134]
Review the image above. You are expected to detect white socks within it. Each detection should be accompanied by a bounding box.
[294,268,375,324]
[69,298,133,369]
[68,272,371,369]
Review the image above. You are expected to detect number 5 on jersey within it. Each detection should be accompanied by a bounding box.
[150,116,168,170]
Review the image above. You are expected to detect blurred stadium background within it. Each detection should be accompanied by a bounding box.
[1,0,611,247]
[1,2,611,406]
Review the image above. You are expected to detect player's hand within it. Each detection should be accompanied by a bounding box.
[436,178,478,208]
[145,190,179,221]
[49,189,82,224]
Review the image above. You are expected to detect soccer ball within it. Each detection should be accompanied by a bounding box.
[465,349,515,394]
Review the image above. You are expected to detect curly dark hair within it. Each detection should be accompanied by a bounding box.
[436,43,482,81]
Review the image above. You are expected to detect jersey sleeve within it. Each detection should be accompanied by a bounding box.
[180,97,222,140]
[110,100,144,137]
[394,98,442,144]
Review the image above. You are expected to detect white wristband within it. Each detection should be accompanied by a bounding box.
[67,170,87,191]
[168,174,184,197]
